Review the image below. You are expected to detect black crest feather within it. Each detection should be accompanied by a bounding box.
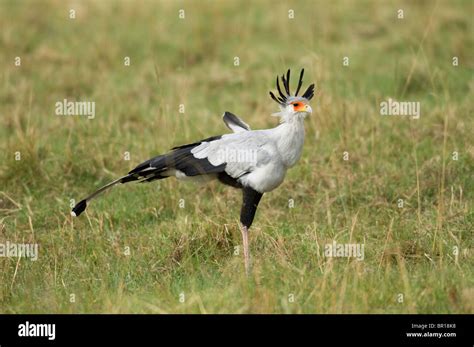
[269,68,315,105]
[302,83,315,100]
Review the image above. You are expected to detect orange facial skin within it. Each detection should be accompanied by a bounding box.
[291,102,306,112]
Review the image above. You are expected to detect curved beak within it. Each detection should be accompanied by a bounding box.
[305,104,312,115]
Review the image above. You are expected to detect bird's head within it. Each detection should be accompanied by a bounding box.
[269,69,315,122]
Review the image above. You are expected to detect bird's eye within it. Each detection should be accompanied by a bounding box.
[292,103,300,107]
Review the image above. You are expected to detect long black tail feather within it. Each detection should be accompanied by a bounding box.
[71,175,134,217]
[71,135,225,217]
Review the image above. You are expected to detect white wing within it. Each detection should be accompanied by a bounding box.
[191,130,276,179]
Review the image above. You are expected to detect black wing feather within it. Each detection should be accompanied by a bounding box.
[128,136,225,181]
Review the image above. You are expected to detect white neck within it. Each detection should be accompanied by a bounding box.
[273,116,305,168]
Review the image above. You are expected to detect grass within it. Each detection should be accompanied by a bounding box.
[0,0,473,313]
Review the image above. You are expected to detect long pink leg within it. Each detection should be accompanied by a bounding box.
[241,225,250,275]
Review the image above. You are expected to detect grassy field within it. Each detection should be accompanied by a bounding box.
[0,0,472,313]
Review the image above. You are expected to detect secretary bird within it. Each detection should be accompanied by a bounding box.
[71,69,314,274]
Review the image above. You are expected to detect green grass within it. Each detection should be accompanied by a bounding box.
[0,0,473,313]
